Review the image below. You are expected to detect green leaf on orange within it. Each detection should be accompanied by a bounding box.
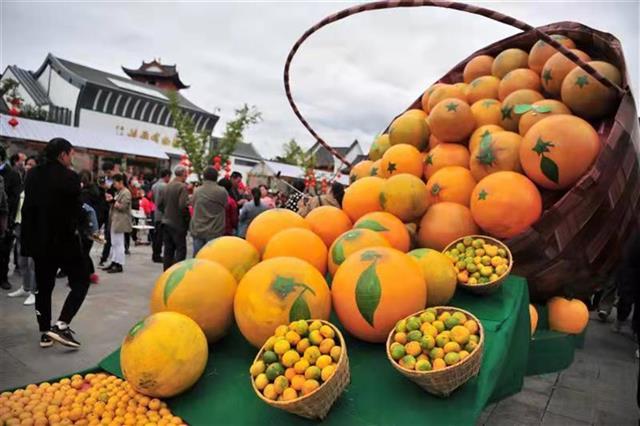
[513,104,533,115]
[128,318,145,338]
[355,261,381,327]
[272,276,297,299]
[540,156,560,184]
[532,105,552,114]
[289,294,311,322]
[355,220,388,232]
[163,259,196,305]
[360,250,382,262]
[379,192,387,209]
[332,242,346,266]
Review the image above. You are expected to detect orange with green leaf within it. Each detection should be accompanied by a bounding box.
[469,131,523,181]
[499,89,544,132]
[354,211,411,252]
[328,228,390,276]
[468,124,504,154]
[518,99,571,136]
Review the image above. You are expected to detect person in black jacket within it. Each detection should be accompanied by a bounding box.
[0,146,22,290]
[21,138,89,348]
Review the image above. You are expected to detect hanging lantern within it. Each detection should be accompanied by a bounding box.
[8,107,19,117]
[8,117,19,128]
[10,98,21,107]
[321,177,328,194]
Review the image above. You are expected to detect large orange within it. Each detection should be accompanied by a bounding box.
[408,248,457,306]
[417,202,479,251]
[380,143,423,178]
[234,257,331,347]
[423,143,470,180]
[305,206,352,247]
[468,124,504,154]
[246,209,310,255]
[499,89,544,132]
[421,83,447,113]
[328,228,390,276]
[427,85,467,112]
[263,228,328,275]
[402,108,428,119]
[369,134,391,161]
[470,99,503,127]
[560,61,622,120]
[469,131,523,181]
[354,211,411,252]
[492,48,529,79]
[470,171,542,238]
[121,312,208,398]
[342,176,385,221]
[425,166,476,207]
[463,55,494,83]
[547,297,589,334]
[195,236,259,282]
[150,259,237,343]
[350,160,374,183]
[467,76,500,104]
[540,49,591,97]
[389,113,429,151]
[498,68,542,100]
[520,115,600,189]
[429,98,476,143]
[518,99,572,136]
[528,34,576,74]
[331,247,426,342]
[379,174,429,222]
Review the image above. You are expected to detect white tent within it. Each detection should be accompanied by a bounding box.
[249,160,350,185]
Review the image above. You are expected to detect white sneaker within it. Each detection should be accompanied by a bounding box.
[8,287,28,298]
[23,293,35,306]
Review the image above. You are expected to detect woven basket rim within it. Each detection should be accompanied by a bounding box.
[251,319,348,406]
[442,234,513,290]
[385,306,485,375]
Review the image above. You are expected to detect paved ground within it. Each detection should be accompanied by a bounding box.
[1,244,638,425]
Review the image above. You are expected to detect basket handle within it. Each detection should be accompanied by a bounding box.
[284,0,626,168]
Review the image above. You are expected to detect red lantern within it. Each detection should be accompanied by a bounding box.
[8,117,18,128]
[321,177,328,193]
[8,107,19,117]
[10,98,21,107]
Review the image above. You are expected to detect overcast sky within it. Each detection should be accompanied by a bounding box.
[1,1,638,159]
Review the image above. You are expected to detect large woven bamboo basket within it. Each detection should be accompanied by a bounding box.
[443,235,513,295]
[386,307,484,397]
[283,1,639,303]
[250,320,350,420]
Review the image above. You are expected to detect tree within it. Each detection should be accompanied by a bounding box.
[213,104,262,163]
[274,138,316,171]
[167,91,209,179]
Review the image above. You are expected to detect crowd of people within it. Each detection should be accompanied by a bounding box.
[0,137,347,349]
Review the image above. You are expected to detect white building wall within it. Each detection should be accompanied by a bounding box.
[36,65,79,111]
[79,109,178,147]
[0,69,40,109]
[231,156,260,180]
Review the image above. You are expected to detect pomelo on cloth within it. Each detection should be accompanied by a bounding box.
[150,259,237,343]
[328,228,391,276]
[304,205,352,247]
[408,248,457,306]
[342,176,385,221]
[263,227,328,275]
[121,311,208,398]
[195,236,259,282]
[331,247,426,342]
[379,173,429,222]
[354,211,411,252]
[246,209,310,255]
[547,297,589,334]
[417,202,479,251]
[234,257,331,347]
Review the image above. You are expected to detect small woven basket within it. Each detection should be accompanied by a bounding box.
[443,235,513,296]
[251,320,350,420]
[386,307,484,397]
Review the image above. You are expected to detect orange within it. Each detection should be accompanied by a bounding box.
[408,248,457,306]
[424,143,470,180]
[263,228,328,275]
[491,48,529,79]
[121,312,208,398]
[417,202,478,251]
[518,99,571,136]
[354,211,411,252]
[342,176,385,222]
[429,98,476,143]
[528,34,576,74]
[304,206,352,247]
[468,124,503,154]
[520,115,600,189]
[560,60,622,120]
[427,85,467,113]
[332,247,426,342]
[234,257,331,347]
[469,131,523,181]
[150,259,237,343]
[429,134,444,150]
[369,134,391,161]
[369,159,383,177]
[463,55,494,83]
[541,48,591,97]
[379,143,423,178]
[402,108,428,119]
[425,166,476,207]
[498,68,541,100]
[195,236,259,283]
[470,98,502,128]
[328,228,390,276]
[547,297,589,334]
[245,209,310,255]
[420,83,447,113]
[389,114,430,151]
[499,89,544,132]
[470,171,542,238]
[379,174,429,222]
[529,304,538,336]
[349,160,373,183]
[466,76,500,104]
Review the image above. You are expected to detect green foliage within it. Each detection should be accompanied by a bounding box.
[168,92,209,179]
[213,103,262,164]
[274,138,316,171]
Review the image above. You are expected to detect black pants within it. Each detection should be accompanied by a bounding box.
[163,224,186,271]
[81,237,94,275]
[34,245,89,332]
[125,233,130,252]
[100,221,111,263]
[152,221,164,261]
[0,231,16,282]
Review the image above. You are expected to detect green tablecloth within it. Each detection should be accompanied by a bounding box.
[99,275,530,425]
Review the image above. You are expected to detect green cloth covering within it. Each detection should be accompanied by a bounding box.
[99,275,531,425]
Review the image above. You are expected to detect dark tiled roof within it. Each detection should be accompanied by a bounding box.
[7,66,50,106]
[122,60,189,89]
[211,137,262,160]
